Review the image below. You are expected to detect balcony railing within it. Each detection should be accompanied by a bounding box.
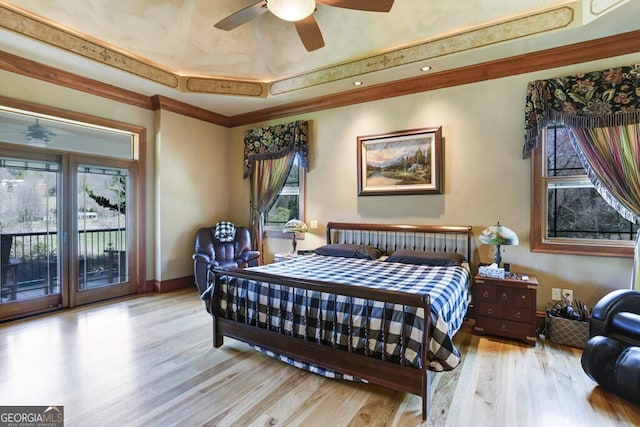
[1,228,126,301]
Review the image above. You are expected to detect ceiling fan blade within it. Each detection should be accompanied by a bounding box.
[316,0,394,12]
[294,15,325,52]
[214,1,268,31]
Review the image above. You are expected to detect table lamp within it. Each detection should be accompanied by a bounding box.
[282,219,307,254]
[479,221,519,267]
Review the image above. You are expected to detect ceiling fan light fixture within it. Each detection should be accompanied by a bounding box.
[268,0,315,22]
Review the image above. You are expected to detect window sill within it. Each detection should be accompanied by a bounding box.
[531,239,634,258]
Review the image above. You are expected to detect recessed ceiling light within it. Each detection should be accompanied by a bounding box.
[420,66,432,72]
[353,81,363,86]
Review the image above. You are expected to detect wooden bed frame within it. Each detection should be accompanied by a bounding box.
[209,222,473,420]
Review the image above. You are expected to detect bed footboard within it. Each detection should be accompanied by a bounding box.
[210,267,434,420]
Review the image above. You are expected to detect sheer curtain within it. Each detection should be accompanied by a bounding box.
[243,121,309,262]
[523,64,640,290]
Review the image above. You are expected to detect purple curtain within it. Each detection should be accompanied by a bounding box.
[243,121,309,262]
[522,64,640,289]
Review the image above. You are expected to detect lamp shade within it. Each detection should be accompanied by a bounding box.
[479,222,519,246]
[479,222,518,267]
[282,219,308,234]
[268,0,315,21]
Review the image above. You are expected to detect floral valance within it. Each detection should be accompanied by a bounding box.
[243,120,309,178]
[523,64,640,157]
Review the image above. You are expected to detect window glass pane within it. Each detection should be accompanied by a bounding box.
[77,165,128,289]
[266,193,299,226]
[1,156,60,301]
[547,184,639,240]
[545,125,584,176]
[285,161,299,185]
[0,107,133,159]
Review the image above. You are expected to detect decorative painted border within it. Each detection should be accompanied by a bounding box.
[0,4,179,88]
[270,6,576,95]
[0,2,591,98]
[185,77,265,97]
[590,0,627,15]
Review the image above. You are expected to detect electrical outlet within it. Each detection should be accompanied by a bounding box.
[552,288,562,300]
[562,289,573,304]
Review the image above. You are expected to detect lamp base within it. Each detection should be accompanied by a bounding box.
[494,244,502,267]
[291,234,297,255]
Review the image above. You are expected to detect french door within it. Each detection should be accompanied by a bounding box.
[0,147,136,320]
[72,156,136,306]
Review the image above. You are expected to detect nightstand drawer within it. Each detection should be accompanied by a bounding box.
[496,285,534,308]
[506,305,533,323]
[477,302,505,318]
[475,284,496,303]
[476,317,535,340]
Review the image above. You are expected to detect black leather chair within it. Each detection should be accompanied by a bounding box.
[192,226,260,296]
[581,289,640,404]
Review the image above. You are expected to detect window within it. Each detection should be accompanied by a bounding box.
[531,124,637,256]
[264,156,304,231]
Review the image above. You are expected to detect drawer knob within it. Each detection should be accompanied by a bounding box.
[483,291,490,298]
[500,324,508,332]
[501,292,508,300]
[515,312,521,319]
[487,308,493,315]
[521,295,527,300]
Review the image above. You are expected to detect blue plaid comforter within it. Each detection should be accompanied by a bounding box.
[212,254,470,377]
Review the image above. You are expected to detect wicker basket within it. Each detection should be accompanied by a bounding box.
[546,312,589,348]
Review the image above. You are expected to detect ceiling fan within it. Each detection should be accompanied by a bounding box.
[25,119,56,146]
[214,0,394,52]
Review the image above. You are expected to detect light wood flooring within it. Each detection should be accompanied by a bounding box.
[0,288,638,426]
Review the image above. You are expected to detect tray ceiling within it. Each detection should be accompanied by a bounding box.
[0,0,636,116]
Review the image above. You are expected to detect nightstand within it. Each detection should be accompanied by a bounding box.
[473,273,538,346]
[273,251,315,263]
[273,252,296,263]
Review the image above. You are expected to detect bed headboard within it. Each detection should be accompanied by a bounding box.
[326,222,473,263]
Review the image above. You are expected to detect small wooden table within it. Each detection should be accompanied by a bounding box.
[273,252,297,263]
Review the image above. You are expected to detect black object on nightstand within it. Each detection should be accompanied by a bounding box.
[473,273,538,346]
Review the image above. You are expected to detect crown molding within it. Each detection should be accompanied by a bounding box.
[0,49,153,109]
[228,29,640,126]
[150,95,231,127]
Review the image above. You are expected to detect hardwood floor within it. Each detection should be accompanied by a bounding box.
[0,288,638,426]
